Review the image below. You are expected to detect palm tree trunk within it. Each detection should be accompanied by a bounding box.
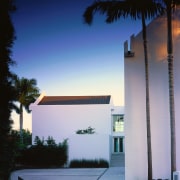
[19,103,23,143]
[142,14,152,180]
[167,5,176,179]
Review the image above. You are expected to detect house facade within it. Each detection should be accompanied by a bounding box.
[125,10,180,179]
[30,93,124,165]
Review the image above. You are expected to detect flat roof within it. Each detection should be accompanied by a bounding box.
[38,95,111,105]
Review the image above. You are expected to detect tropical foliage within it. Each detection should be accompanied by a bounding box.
[16,136,68,168]
[0,0,16,179]
[13,76,40,141]
[9,129,32,170]
[76,126,95,134]
[10,129,32,149]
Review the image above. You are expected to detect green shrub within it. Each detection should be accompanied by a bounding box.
[16,136,68,168]
[10,129,32,149]
[10,129,32,169]
[69,159,109,168]
[76,126,95,134]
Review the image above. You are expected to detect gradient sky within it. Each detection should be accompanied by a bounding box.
[11,0,143,131]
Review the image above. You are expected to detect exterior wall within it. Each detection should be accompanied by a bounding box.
[30,97,112,163]
[125,13,180,179]
[111,106,124,115]
[68,134,111,163]
[31,103,111,143]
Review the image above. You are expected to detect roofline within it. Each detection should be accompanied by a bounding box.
[29,92,46,110]
[30,94,114,107]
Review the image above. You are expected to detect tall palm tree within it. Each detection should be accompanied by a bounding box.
[13,76,40,141]
[83,1,163,179]
[158,0,180,178]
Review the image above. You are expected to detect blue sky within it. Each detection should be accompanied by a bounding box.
[11,0,143,130]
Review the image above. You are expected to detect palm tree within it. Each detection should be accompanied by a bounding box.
[158,0,180,178]
[13,76,40,141]
[83,1,163,179]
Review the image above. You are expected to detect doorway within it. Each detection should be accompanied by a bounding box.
[113,137,124,153]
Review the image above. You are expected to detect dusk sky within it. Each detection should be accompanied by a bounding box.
[11,0,143,130]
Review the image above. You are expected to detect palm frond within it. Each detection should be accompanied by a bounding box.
[11,103,20,114]
[83,0,165,24]
[12,76,40,113]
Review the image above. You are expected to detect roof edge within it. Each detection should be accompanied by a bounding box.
[29,92,46,109]
[38,95,111,105]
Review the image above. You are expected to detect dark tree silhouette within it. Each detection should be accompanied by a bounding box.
[0,0,16,179]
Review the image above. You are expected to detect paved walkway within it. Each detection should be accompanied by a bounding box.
[99,167,125,180]
[10,167,125,180]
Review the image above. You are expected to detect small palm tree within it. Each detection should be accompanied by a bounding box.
[83,1,163,179]
[13,76,40,141]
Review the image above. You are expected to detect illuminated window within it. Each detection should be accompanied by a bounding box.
[113,115,124,132]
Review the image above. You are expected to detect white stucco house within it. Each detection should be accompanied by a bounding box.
[125,9,180,180]
[30,93,124,165]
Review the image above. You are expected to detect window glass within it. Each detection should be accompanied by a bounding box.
[114,137,118,152]
[113,137,124,153]
[113,115,124,132]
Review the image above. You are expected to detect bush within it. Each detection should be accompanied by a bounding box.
[16,136,68,168]
[76,126,95,134]
[69,159,109,168]
[10,129,32,169]
[10,129,32,149]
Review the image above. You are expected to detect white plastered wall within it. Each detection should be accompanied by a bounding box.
[124,14,179,179]
[30,100,112,162]
[68,134,111,164]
